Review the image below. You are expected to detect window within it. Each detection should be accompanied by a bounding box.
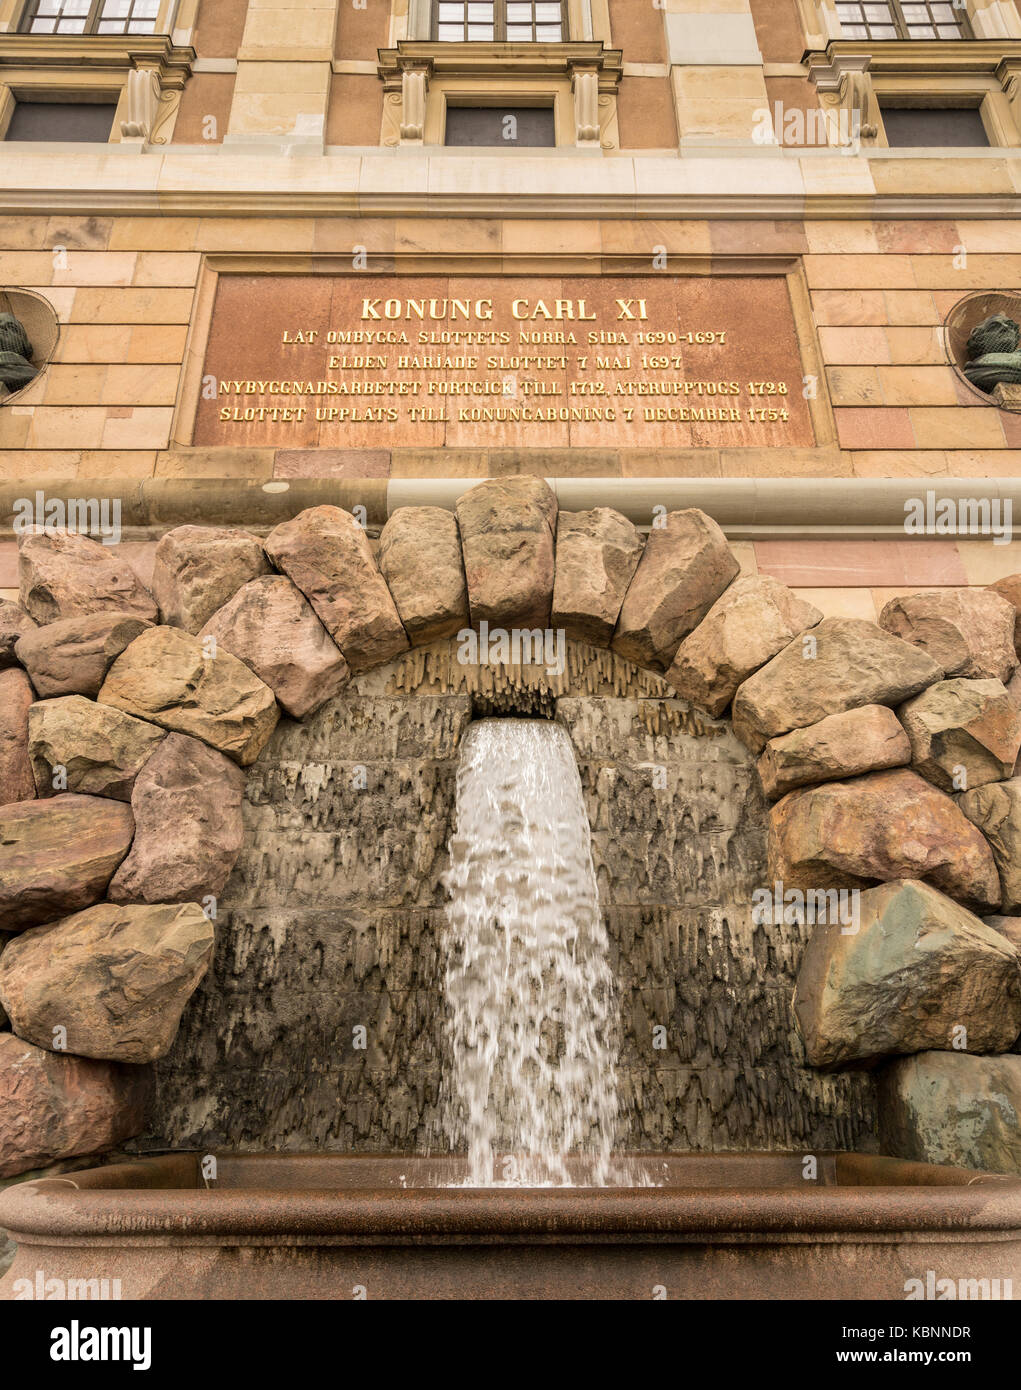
[4,99,117,140]
[835,1,970,39]
[881,105,989,144]
[434,2,566,42]
[445,104,556,145]
[21,0,160,35]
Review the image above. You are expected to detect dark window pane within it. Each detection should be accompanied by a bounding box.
[5,101,117,142]
[881,106,989,146]
[445,105,555,146]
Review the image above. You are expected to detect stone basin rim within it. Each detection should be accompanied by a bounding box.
[2,1152,1019,1244]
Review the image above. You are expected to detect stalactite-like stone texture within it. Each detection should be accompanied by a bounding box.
[141,640,878,1157]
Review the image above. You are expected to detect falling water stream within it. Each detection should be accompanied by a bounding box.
[440,718,624,1187]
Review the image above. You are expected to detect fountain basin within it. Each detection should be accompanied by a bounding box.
[1,1152,1018,1300]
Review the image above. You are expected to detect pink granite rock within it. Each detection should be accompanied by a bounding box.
[108,732,246,905]
[0,793,133,932]
[960,777,1021,913]
[98,626,279,766]
[879,588,1017,684]
[0,668,35,806]
[757,704,911,801]
[612,509,739,672]
[14,611,152,698]
[28,695,166,802]
[18,530,157,626]
[988,574,1021,660]
[899,678,1021,794]
[264,506,409,672]
[377,507,469,646]
[200,576,349,720]
[768,768,1001,914]
[551,508,644,647]
[0,901,214,1064]
[0,600,37,669]
[0,1033,150,1179]
[667,575,822,718]
[151,525,271,634]
[794,879,1021,1068]
[732,618,942,754]
[456,476,558,631]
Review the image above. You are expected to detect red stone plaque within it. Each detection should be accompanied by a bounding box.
[194,274,815,450]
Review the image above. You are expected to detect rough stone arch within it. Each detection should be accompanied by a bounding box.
[1,475,1019,1178]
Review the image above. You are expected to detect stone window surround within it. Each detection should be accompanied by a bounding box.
[798,0,1021,47]
[807,37,1021,148]
[0,29,194,143]
[377,37,622,148]
[0,0,186,36]
[401,0,609,44]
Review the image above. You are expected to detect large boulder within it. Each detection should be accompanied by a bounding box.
[667,576,821,717]
[879,588,1017,684]
[613,509,739,672]
[200,576,349,721]
[989,573,1021,660]
[0,1033,150,1179]
[98,626,278,766]
[0,669,35,806]
[769,768,1001,913]
[960,778,1021,913]
[0,794,133,932]
[264,506,408,672]
[108,733,245,905]
[794,879,1021,1068]
[0,902,214,1064]
[732,618,942,754]
[14,611,152,698]
[0,601,37,669]
[18,530,157,626]
[456,476,558,631]
[28,696,165,802]
[899,678,1021,794]
[878,1052,1021,1175]
[150,525,271,634]
[986,915,1021,961]
[551,508,644,647]
[377,506,469,646]
[757,704,910,802]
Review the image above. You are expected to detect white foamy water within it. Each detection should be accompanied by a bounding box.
[440,718,625,1187]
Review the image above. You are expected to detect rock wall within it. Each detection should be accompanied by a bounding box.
[142,641,877,1156]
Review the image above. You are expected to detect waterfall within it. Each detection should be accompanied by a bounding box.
[440,718,622,1187]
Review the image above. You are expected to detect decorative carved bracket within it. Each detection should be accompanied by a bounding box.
[807,50,879,148]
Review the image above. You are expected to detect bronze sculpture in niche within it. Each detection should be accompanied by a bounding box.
[0,312,38,400]
[962,312,1021,396]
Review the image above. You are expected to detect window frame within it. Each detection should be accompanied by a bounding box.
[19,0,161,37]
[834,0,973,42]
[431,1,569,44]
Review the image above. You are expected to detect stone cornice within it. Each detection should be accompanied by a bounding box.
[377,39,623,84]
[806,37,1021,75]
[3,478,1020,541]
[0,142,1019,217]
[0,33,195,82]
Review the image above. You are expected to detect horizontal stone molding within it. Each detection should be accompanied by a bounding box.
[2,477,1021,541]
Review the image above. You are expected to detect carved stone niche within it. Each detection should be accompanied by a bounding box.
[377,40,623,150]
[807,50,879,150]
